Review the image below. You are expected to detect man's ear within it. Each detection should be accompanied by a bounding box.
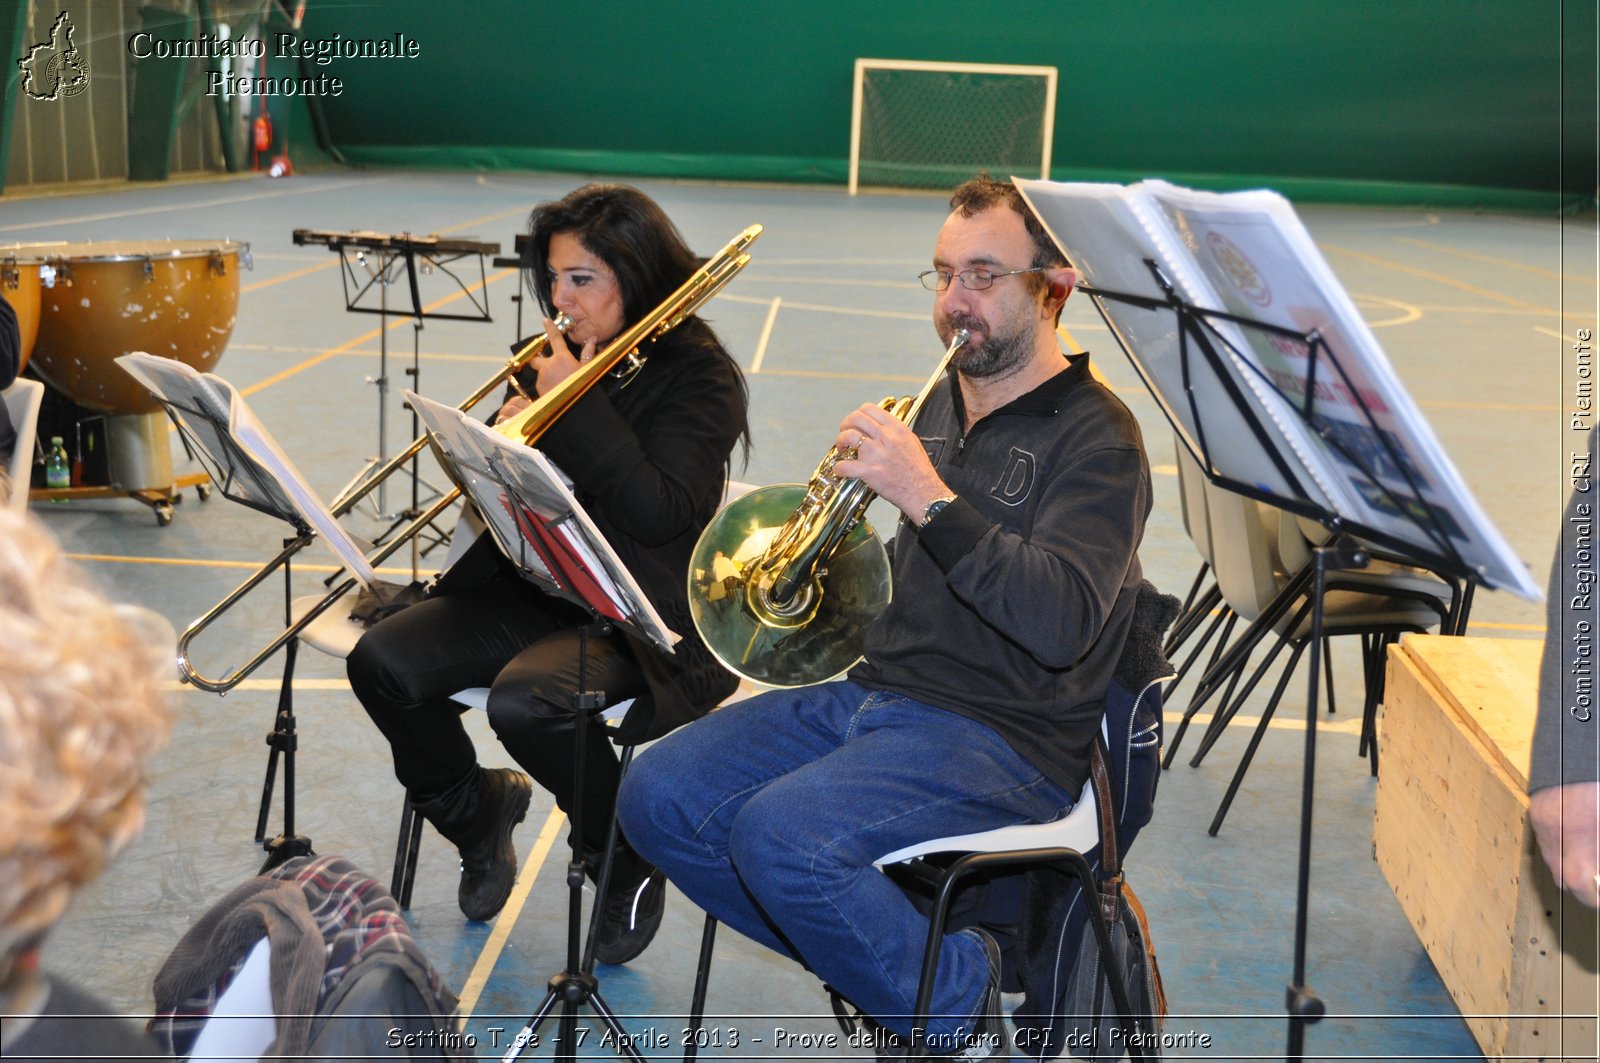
[1043,266,1077,313]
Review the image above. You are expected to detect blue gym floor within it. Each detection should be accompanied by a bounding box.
[3,170,1585,1061]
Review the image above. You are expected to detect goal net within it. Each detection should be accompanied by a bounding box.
[849,59,1058,195]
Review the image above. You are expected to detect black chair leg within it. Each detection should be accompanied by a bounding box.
[1163,610,1242,767]
[683,914,720,1062]
[1190,629,1296,767]
[1323,637,1337,715]
[392,795,425,909]
[1209,640,1308,835]
[1163,608,1232,735]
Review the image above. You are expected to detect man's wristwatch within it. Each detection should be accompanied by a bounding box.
[920,494,957,528]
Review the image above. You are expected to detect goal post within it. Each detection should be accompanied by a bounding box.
[848,58,1058,195]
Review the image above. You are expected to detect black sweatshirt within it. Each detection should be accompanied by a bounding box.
[850,353,1151,794]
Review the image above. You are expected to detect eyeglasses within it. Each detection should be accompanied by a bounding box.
[918,266,1047,292]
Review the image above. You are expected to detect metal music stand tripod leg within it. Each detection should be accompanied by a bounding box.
[256,541,315,870]
[500,620,647,1063]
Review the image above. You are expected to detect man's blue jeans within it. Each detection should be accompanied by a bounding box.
[617,681,1075,1043]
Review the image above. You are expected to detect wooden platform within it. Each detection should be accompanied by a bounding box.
[1377,635,1599,1062]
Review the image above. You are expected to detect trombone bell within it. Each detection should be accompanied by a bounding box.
[687,484,891,688]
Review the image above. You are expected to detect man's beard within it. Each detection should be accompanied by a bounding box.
[939,312,1032,379]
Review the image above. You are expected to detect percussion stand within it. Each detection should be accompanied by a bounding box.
[295,230,500,575]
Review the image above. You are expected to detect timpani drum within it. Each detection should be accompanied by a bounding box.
[21,239,249,494]
[1,251,44,373]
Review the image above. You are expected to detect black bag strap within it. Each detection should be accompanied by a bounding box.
[1088,736,1122,926]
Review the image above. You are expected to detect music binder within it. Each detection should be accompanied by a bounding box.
[1014,177,1539,600]
[117,352,378,587]
[403,388,679,655]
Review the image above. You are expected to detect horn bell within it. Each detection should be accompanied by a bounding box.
[687,484,891,688]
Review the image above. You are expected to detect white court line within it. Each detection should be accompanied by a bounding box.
[0,177,398,233]
[749,297,783,374]
[716,291,923,321]
[1535,325,1586,344]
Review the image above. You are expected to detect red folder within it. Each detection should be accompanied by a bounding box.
[502,496,626,623]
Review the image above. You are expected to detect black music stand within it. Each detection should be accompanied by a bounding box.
[118,354,389,870]
[292,229,498,561]
[408,390,677,1063]
[1013,179,1538,1061]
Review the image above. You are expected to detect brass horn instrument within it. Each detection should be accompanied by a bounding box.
[177,223,762,693]
[687,327,969,687]
[495,224,763,446]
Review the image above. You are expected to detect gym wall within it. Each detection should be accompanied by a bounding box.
[300,0,1593,209]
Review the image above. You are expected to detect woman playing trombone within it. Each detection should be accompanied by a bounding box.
[347,184,749,963]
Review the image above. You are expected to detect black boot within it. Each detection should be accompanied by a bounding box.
[417,766,532,921]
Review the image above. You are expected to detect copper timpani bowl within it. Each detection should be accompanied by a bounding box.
[20,239,249,414]
[1,250,45,374]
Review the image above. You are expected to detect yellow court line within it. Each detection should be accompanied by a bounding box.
[457,805,568,1019]
[241,259,340,294]
[161,678,351,693]
[1414,304,1587,318]
[754,367,934,385]
[739,273,923,291]
[1394,237,1598,286]
[777,299,924,322]
[1467,620,1544,633]
[233,343,507,363]
[65,551,414,576]
[239,268,516,398]
[1319,242,1562,316]
[235,202,533,397]
[1167,708,1366,737]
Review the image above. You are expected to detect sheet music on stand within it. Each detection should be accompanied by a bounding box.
[1014,177,1539,600]
[117,353,379,588]
[404,389,679,656]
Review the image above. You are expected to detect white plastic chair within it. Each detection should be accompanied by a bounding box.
[2,378,44,514]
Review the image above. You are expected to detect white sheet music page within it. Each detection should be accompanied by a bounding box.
[404,390,560,590]
[404,390,681,654]
[1013,179,1340,514]
[115,353,379,588]
[1139,179,1537,599]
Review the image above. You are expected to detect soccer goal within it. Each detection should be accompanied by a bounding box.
[848,58,1058,195]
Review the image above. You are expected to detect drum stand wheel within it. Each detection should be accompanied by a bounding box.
[35,471,213,525]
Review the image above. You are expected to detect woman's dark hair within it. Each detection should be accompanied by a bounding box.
[524,183,749,469]
[525,183,700,326]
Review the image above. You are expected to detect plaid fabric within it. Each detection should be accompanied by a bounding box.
[148,855,460,1059]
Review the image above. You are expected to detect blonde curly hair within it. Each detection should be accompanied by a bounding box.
[0,509,173,955]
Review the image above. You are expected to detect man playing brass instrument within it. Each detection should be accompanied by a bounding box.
[619,176,1152,1055]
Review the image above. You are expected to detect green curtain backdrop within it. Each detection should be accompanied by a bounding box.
[292,0,1595,209]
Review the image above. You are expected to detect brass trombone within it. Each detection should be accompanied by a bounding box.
[687,327,968,688]
[177,223,763,693]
